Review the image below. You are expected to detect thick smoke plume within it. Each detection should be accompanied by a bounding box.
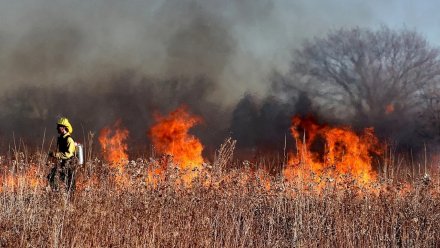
[1,0,438,155]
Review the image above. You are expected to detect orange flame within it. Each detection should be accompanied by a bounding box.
[99,120,130,186]
[26,166,44,190]
[146,155,168,188]
[0,173,17,192]
[0,165,43,192]
[385,104,394,114]
[284,116,383,185]
[99,120,129,166]
[149,107,204,184]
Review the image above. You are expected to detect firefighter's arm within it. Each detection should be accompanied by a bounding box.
[55,137,76,159]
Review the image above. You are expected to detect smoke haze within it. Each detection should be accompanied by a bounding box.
[1,0,416,100]
[0,0,439,153]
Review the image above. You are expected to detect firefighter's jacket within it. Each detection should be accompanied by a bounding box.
[55,133,75,160]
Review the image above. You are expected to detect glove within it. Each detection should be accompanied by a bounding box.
[48,151,60,159]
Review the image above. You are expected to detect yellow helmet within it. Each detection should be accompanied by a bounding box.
[57,117,73,134]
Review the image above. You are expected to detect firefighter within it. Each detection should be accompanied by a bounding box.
[47,117,76,192]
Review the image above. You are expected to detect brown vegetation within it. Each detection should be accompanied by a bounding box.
[0,149,440,248]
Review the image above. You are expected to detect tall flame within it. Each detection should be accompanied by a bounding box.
[149,107,204,184]
[284,116,383,185]
[98,120,129,182]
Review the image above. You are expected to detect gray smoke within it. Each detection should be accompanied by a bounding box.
[0,0,405,102]
[0,0,438,154]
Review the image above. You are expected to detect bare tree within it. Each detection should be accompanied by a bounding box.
[419,87,440,140]
[290,27,440,127]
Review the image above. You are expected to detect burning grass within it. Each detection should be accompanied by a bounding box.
[0,150,440,247]
[285,115,383,186]
[1,110,440,247]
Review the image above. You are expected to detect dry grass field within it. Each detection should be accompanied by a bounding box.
[1,111,439,247]
[0,149,439,248]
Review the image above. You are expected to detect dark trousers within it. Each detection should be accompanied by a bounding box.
[47,159,76,192]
